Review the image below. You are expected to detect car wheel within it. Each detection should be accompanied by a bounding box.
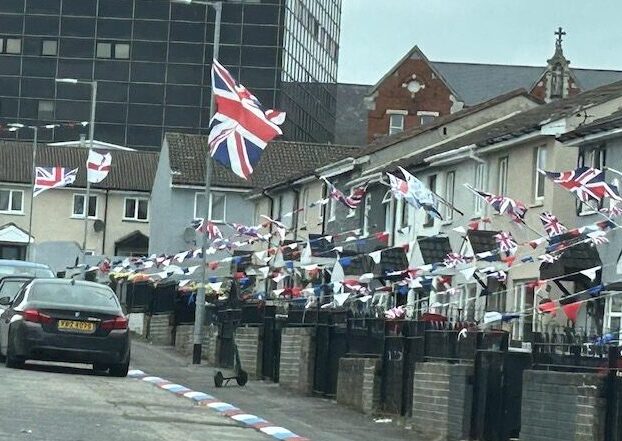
[109,360,129,377]
[5,330,24,369]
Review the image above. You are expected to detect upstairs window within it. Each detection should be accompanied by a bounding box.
[194,192,227,223]
[534,146,547,201]
[97,42,130,59]
[498,157,509,196]
[72,194,98,219]
[41,40,58,56]
[124,197,149,221]
[388,111,405,135]
[0,189,23,214]
[445,171,455,222]
[0,38,21,54]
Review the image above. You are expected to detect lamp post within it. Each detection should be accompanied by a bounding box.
[172,0,222,364]
[55,78,97,257]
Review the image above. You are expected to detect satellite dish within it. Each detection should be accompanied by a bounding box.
[183,227,197,243]
[93,219,105,232]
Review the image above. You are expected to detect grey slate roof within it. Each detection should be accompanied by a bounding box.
[165,133,360,189]
[0,141,158,192]
[430,62,622,106]
[388,80,622,172]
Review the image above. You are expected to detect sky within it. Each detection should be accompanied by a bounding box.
[338,0,622,84]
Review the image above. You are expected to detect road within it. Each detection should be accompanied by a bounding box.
[0,360,264,441]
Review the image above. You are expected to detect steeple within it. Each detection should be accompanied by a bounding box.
[545,27,571,101]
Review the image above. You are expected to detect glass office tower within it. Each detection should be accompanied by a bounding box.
[0,0,341,149]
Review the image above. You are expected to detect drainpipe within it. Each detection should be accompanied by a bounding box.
[262,190,274,297]
[102,189,109,255]
[292,186,300,241]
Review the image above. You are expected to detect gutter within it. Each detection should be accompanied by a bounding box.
[562,127,622,147]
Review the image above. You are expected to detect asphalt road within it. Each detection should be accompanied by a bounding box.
[0,360,265,441]
[131,339,413,441]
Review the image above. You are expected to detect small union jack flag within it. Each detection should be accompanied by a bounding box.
[544,167,622,203]
[444,253,468,268]
[601,202,622,218]
[538,253,560,264]
[325,178,369,210]
[539,212,567,237]
[192,219,222,240]
[34,166,78,197]
[469,185,528,223]
[494,232,518,253]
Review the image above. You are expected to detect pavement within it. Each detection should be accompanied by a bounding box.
[131,338,413,441]
[0,360,264,440]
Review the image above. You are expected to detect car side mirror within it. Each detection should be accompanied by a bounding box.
[0,296,11,306]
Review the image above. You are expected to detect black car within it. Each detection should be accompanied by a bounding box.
[0,279,130,377]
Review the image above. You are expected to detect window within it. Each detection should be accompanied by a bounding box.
[362,192,372,236]
[1,38,21,54]
[424,174,437,227]
[400,200,409,229]
[512,283,535,342]
[535,146,547,200]
[418,111,439,126]
[123,197,149,221]
[300,188,309,224]
[0,189,23,214]
[41,40,57,56]
[498,157,509,196]
[72,194,97,218]
[445,171,455,222]
[388,114,405,135]
[38,101,54,120]
[96,42,128,59]
[578,147,606,214]
[328,196,336,221]
[194,192,226,223]
[474,162,487,213]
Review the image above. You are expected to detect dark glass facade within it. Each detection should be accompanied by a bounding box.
[0,0,341,149]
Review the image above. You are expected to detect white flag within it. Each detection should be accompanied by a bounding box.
[87,149,112,183]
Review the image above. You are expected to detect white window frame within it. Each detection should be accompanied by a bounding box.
[387,110,407,135]
[474,162,487,214]
[417,110,439,126]
[0,189,24,215]
[72,194,98,219]
[194,192,227,223]
[512,282,536,342]
[328,196,336,222]
[535,146,547,201]
[300,187,310,224]
[362,192,372,236]
[498,157,509,196]
[123,197,149,222]
[579,148,606,215]
[605,294,622,342]
[444,171,455,222]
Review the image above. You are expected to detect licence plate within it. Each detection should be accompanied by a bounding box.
[57,320,95,333]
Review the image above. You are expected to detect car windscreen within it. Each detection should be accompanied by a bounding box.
[0,265,54,278]
[0,280,29,301]
[27,283,120,312]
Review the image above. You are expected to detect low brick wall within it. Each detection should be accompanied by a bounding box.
[336,356,382,414]
[202,324,219,366]
[174,324,195,356]
[279,327,315,394]
[411,362,474,441]
[146,314,174,346]
[520,370,607,441]
[234,326,262,380]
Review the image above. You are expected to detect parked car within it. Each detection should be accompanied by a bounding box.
[0,279,130,377]
[0,260,55,278]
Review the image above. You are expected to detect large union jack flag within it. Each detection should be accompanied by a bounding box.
[324,178,369,210]
[539,212,567,237]
[494,231,518,254]
[544,167,622,203]
[34,167,78,197]
[208,59,285,180]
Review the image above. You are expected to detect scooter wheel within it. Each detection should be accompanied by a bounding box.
[214,371,224,388]
[236,370,248,386]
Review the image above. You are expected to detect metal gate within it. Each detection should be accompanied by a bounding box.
[313,320,347,396]
[261,313,282,382]
[471,350,532,441]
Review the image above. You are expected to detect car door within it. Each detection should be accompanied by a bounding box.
[0,277,31,316]
[0,285,27,355]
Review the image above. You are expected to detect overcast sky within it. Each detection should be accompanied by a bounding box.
[338,0,622,85]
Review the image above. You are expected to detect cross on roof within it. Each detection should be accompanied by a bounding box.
[555,27,566,45]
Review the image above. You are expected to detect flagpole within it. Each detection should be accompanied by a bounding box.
[27,126,38,260]
[82,81,97,257]
[191,0,222,365]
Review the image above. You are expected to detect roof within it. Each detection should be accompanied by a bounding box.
[359,88,539,157]
[431,61,622,106]
[165,133,360,189]
[558,109,622,142]
[0,141,158,192]
[389,80,622,171]
[0,259,50,269]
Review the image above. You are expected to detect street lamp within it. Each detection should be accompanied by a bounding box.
[55,78,97,257]
[171,0,222,364]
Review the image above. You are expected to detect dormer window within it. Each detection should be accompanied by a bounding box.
[387,109,407,135]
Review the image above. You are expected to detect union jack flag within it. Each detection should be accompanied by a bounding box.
[538,253,560,264]
[208,59,285,180]
[325,178,369,210]
[539,212,567,237]
[469,185,527,223]
[544,167,622,203]
[601,202,622,218]
[34,166,78,197]
[192,219,222,240]
[444,253,469,268]
[494,232,517,253]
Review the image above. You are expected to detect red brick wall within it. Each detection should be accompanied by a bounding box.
[530,74,581,101]
[367,57,455,142]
